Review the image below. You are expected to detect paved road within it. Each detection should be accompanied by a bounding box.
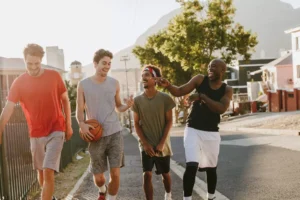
[171,127,300,200]
[71,130,201,200]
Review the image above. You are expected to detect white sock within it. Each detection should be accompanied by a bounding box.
[165,192,172,198]
[107,194,117,200]
[183,197,192,200]
[207,193,215,199]
[99,185,106,193]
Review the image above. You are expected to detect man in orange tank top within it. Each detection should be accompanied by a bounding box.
[0,44,73,200]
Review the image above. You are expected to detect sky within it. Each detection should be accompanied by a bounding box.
[0,0,299,68]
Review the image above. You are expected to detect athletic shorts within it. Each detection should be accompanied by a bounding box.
[184,127,221,169]
[88,131,124,174]
[141,151,171,175]
[30,131,65,172]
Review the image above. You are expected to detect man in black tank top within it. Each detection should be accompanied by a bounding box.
[158,59,233,200]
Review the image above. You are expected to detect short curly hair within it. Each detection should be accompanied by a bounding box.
[23,43,45,58]
[142,65,162,77]
[93,49,113,64]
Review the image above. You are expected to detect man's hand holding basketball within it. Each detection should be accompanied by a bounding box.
[79,122,95,142]
[124,95,134,108]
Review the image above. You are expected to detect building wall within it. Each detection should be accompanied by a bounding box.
[291,31,300,87]
[110,68,142,99]
[46,46,65,71]
[276,65,293,90]
[239,66,262,85]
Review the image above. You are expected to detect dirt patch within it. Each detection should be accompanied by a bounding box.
[245,114,300,130]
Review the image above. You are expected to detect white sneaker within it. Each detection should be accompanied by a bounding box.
[164,194,172,200]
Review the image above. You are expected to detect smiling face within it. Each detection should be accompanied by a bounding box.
[207,59,226,81]
[94,56,111,77]
[142,70,156,89]
[25,54,42,76]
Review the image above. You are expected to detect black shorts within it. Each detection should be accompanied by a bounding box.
[141,151,170,175]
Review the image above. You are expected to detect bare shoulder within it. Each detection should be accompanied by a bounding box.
[225,85,233,98]
[193,74,205,87]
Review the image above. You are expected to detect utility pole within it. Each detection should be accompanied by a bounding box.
[120,55,132,133]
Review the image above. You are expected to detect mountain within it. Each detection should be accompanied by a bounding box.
[111,0,300,69]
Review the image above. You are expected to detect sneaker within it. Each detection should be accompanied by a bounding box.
[52,197,57,200]
[98,185,107,200]
[208,197,216,200]
[164,194,172,200]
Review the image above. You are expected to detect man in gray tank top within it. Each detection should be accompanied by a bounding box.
[132,65,175,200]
[76,49,133,200]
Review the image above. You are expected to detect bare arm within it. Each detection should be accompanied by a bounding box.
[133,111,156,157]
[115,81,133,112]
[0,101,15,144]
[61,91,73,140]
[76,83,94,141]
[162,75,204,97]
[61,92,71,126]
[76,83,85,125]
[157,109,173,149]
[200,86,233,114]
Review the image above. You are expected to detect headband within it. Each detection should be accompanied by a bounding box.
[143,67,157,77]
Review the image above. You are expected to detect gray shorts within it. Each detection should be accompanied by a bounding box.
[88,131,124,174]
[30,131,65,172]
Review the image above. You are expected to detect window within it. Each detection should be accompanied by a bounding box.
[296,36,300,51]
[247,71,251,79]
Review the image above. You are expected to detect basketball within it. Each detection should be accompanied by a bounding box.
[80,119,103,142]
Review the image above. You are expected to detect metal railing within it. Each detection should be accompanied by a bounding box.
[0,93,87,199]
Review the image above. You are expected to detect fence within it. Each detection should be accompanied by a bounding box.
[0,92,88,199]
[267,88,300,112]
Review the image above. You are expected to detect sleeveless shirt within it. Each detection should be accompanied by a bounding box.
[187,76,227,132]
[80,76,122,137]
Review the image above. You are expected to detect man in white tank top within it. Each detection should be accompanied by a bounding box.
[76,49,133,200]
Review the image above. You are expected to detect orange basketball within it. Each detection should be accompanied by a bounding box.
[80,119,103,142]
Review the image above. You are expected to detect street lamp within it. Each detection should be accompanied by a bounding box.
[120,55,132,133]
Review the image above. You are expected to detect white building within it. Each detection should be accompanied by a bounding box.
[46,46,65,71]
[285,27,300,88]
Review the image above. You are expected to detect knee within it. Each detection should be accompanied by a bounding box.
[184,163,198,177]
[94,174,106,186]
[143,171,152,181]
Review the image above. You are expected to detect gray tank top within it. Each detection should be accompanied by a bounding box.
[80,76,122,137]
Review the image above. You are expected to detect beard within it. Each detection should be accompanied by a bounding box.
[28,68,41,76]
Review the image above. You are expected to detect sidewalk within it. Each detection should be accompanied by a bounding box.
[219,111,300,136]
[67,130,202,200]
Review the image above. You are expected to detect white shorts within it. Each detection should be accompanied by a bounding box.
[184,127,221,168]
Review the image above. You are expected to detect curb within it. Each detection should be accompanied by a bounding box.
[220,127,300,136]
[65,164,90,200]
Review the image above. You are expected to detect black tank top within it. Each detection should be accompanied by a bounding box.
[187,76,227,132]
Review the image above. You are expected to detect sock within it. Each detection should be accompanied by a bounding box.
[207,193,215,199]
[165,192,172,198]
[107,194,117,200]
[99,185,106,193]
[183,196,192,200]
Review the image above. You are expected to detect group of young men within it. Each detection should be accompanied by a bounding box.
[0,44,232,200]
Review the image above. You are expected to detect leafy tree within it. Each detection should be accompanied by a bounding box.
[65,80,77,115]
[133,0,258,122]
